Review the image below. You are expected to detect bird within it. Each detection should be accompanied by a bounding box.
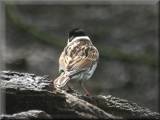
[53,28,99,95]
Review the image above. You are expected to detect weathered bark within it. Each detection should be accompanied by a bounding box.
[0,110,52,119]
[80,95,160,119]
[0,71,159,119]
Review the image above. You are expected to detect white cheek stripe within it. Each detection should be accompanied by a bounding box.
[67,36,91,45]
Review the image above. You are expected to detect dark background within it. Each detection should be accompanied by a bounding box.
[4,2,159,112]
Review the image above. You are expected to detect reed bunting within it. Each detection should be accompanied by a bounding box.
[53,28,99,95]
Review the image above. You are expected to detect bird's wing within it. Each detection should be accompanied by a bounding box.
[59,40,99,76]
[69,45,99,70]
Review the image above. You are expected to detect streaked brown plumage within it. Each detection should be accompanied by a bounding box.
[53,28,99,95]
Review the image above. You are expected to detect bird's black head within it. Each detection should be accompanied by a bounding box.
[68,28,86,42]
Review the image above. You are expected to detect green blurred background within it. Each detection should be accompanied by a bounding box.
[4,1,159,112]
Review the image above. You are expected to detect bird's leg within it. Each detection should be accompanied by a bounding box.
[80,80,91,96]
[79,81,98,105]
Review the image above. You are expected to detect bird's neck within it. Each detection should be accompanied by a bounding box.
[67,36,92,45]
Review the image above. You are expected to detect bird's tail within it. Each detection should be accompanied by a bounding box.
[53,74,70,88]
